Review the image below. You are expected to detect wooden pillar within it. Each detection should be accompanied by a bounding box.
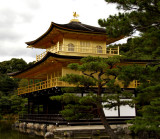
[118,46,119,55]
[51,73,53,86]
[43,104,48,114]
[31,102,34,114]
[28,100,30,114]
[47,74,49,81]
[28,79,30,86]
[38,104,39,114]
[63,37,65,51]
[47,74,49,88]
[57,41,59,51]
[27,79,30,93]
[118,105,120,117]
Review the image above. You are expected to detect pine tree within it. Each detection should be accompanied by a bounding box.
[51,56,134,139]
[99,0,160,59]
[117,60,160,137]
[98,0,160,137]
[130,98,160,139]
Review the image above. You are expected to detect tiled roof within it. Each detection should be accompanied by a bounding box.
[8,52,159,77]
[53,21,106,33]
[26,21,106,45]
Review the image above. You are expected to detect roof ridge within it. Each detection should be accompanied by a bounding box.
[76,22,94,31]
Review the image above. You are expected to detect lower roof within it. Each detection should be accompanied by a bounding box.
[8,52,159,78]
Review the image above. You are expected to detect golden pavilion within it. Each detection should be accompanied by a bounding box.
[9,16,153,124]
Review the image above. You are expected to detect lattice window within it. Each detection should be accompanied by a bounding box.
[80,41,90,52]
[97,46,103,53]
[68,43,75,52]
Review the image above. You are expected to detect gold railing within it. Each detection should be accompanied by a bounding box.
[36,42,119,62]
[17,77,75,95]
[18,77,140,95]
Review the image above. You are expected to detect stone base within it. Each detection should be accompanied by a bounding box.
[14,122,133,138]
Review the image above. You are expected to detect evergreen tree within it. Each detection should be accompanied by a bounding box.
[98,0,160,137]
[51,56,133,139]
[0,58,32,116]
[0,58,28,74]
[99,0,160,59]
[130,98,160,139]
[117,60,160,137]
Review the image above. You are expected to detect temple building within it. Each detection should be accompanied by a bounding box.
[9,16,152,124]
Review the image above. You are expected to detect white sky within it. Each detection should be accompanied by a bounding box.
[0,0,125,63]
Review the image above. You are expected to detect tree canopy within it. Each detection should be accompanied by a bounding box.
[51,56,134,139]
[98,0,160,138]
[99,0,160,60]
[0,58,33,118]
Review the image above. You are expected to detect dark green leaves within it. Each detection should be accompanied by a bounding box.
[50,93,96,120]
[101,0,160,39]
[130,98,160,136]
[60,74,96,87]
[99,13,133,37]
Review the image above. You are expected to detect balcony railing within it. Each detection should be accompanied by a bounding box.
[36,43,119,62]
[18,76,139,95]
[18,77,74,95]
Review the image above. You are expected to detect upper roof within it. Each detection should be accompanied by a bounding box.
[52,21,106,33]
[26,21,107,46]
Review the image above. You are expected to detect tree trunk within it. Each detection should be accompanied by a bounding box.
[97,102,119,139]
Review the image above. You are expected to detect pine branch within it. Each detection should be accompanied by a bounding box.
[82,71,97,80]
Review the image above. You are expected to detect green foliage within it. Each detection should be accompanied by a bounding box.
[60,74,96,87]
[103,80,134,109]
[0,74,18,93]
[118,64,148,87]
[10,95,28,114]
[0,92,28,115]
[99,1,160,136]
[65,56,121,87]
[100,0,160,60]
[118,29,160,59]
[61,104,94,121]
[99,12,133,37]
[53,56,134,122]
[118,62,160,136]
[0,58,28,74]
[0,58,32,116]
[130,98,160,137]
[100,0,160,35]
[18,79,28,88]
[51,93,96,120]
[51,93,80,104]
[135,84,160,109]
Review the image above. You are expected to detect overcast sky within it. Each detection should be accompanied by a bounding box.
[0,0,124,63]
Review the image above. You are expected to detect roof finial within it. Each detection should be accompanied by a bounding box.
[73,12,79,19]
[70,12,80,22]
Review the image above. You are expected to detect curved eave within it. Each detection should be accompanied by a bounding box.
[8,52,83,77]
[25,22,108,46]
[25,23,55,46]
[8,51,159,78]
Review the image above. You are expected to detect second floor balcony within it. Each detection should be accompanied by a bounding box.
[36,42,119,62]
[17,77,139,96]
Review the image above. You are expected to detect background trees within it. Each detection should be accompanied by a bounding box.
[98,0,160,137]
[99,0,160,60]
[0,58,33,118]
